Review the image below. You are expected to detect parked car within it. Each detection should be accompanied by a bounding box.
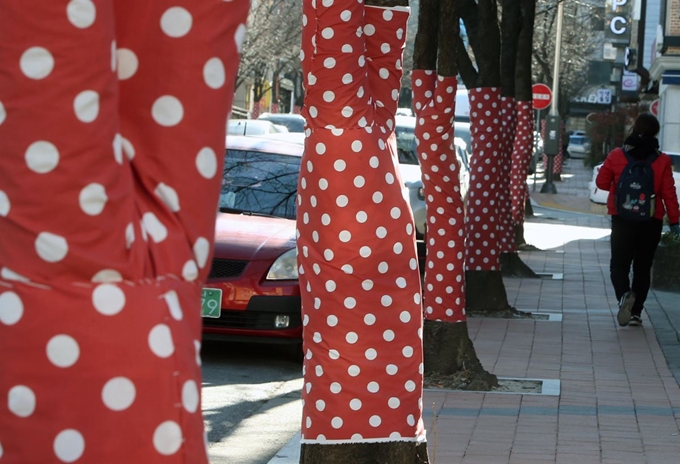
[589,151,680,205]
[257,113,306,133]
[227,119,288,136]
[567,134,591,159]
[394,115,472,238]
[202,136,301,352]
[588,163,609,205]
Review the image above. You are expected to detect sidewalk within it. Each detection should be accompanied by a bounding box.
[270,160,680,463]
[420,160,680,463]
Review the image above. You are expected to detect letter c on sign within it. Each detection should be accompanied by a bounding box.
[610,16,627,35]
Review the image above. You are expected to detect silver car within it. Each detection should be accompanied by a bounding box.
[567,134,591,159]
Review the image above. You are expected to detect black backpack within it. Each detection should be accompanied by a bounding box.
[615,148,658,221]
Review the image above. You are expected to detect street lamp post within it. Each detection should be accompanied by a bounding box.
[541,0,564,194]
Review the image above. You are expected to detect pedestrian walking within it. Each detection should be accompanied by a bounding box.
[596,113,680,327]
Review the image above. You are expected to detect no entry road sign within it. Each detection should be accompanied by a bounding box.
[650,99,659,116]
[532,83,552,111]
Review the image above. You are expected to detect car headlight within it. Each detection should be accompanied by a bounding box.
[417,186,425,200]
[266,248,299,280]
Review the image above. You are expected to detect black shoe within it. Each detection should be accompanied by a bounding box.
[628,315,642,327]
[617,292,635,326]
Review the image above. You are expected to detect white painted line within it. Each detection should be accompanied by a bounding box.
[541,379,561,396]
[516,310,563,321]
[495,377,561,396]
[530,312,563,322]
[424,377,561,396]
[535,272,564,280]
[555,250,565,254]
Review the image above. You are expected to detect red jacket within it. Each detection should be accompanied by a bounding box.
[596,147,680,224]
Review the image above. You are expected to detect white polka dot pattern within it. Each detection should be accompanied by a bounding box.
[101,376,136,411]
[465,88,503,271]
[53,428,85,462]
[116,48,138,80]
[411,70,465,322]
[298,3,425,444]
[0,1,249,462]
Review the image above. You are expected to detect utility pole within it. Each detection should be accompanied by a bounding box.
[541,0,564,194]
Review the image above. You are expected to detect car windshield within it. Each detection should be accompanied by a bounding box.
[220,149,300,220]
[569,135,588,145]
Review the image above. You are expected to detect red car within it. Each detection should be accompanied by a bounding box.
[201,136,302,353]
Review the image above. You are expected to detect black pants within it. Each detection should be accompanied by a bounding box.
[610,216,663,316]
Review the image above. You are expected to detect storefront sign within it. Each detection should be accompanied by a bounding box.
[605,0,632,43]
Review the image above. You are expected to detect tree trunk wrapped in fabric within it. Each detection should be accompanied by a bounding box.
[412,71,465,324]
[498,96,518,256]
[503,0,539,252]
[297,1,428,462]
[457,0,537,295]
[0,1,249,462]
[498,0,538,276]
[510,101,535,242]
[411,0,496,389]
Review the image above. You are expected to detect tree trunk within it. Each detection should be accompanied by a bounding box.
[465,270,521,317]
[501,252,539,277]
[301,442,429,464]
[458,0,513,316]
[510,0,537,252]
[515,223,527,247]
[515,222,541,251]
[298,1,428,461]
[412,0,494,391]
[423,320,498,389]
[525,193,534,217]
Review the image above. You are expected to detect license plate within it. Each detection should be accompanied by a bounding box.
[201,288,222,318]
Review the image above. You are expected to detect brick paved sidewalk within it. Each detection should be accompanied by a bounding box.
[422,161,680,463]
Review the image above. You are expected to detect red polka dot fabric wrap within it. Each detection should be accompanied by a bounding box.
[498,97,517,254]
[298,2,426,444]
[0,1,249,462]
[411,70,466,323]
[510,101,534,225]
[465,88,503,271]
